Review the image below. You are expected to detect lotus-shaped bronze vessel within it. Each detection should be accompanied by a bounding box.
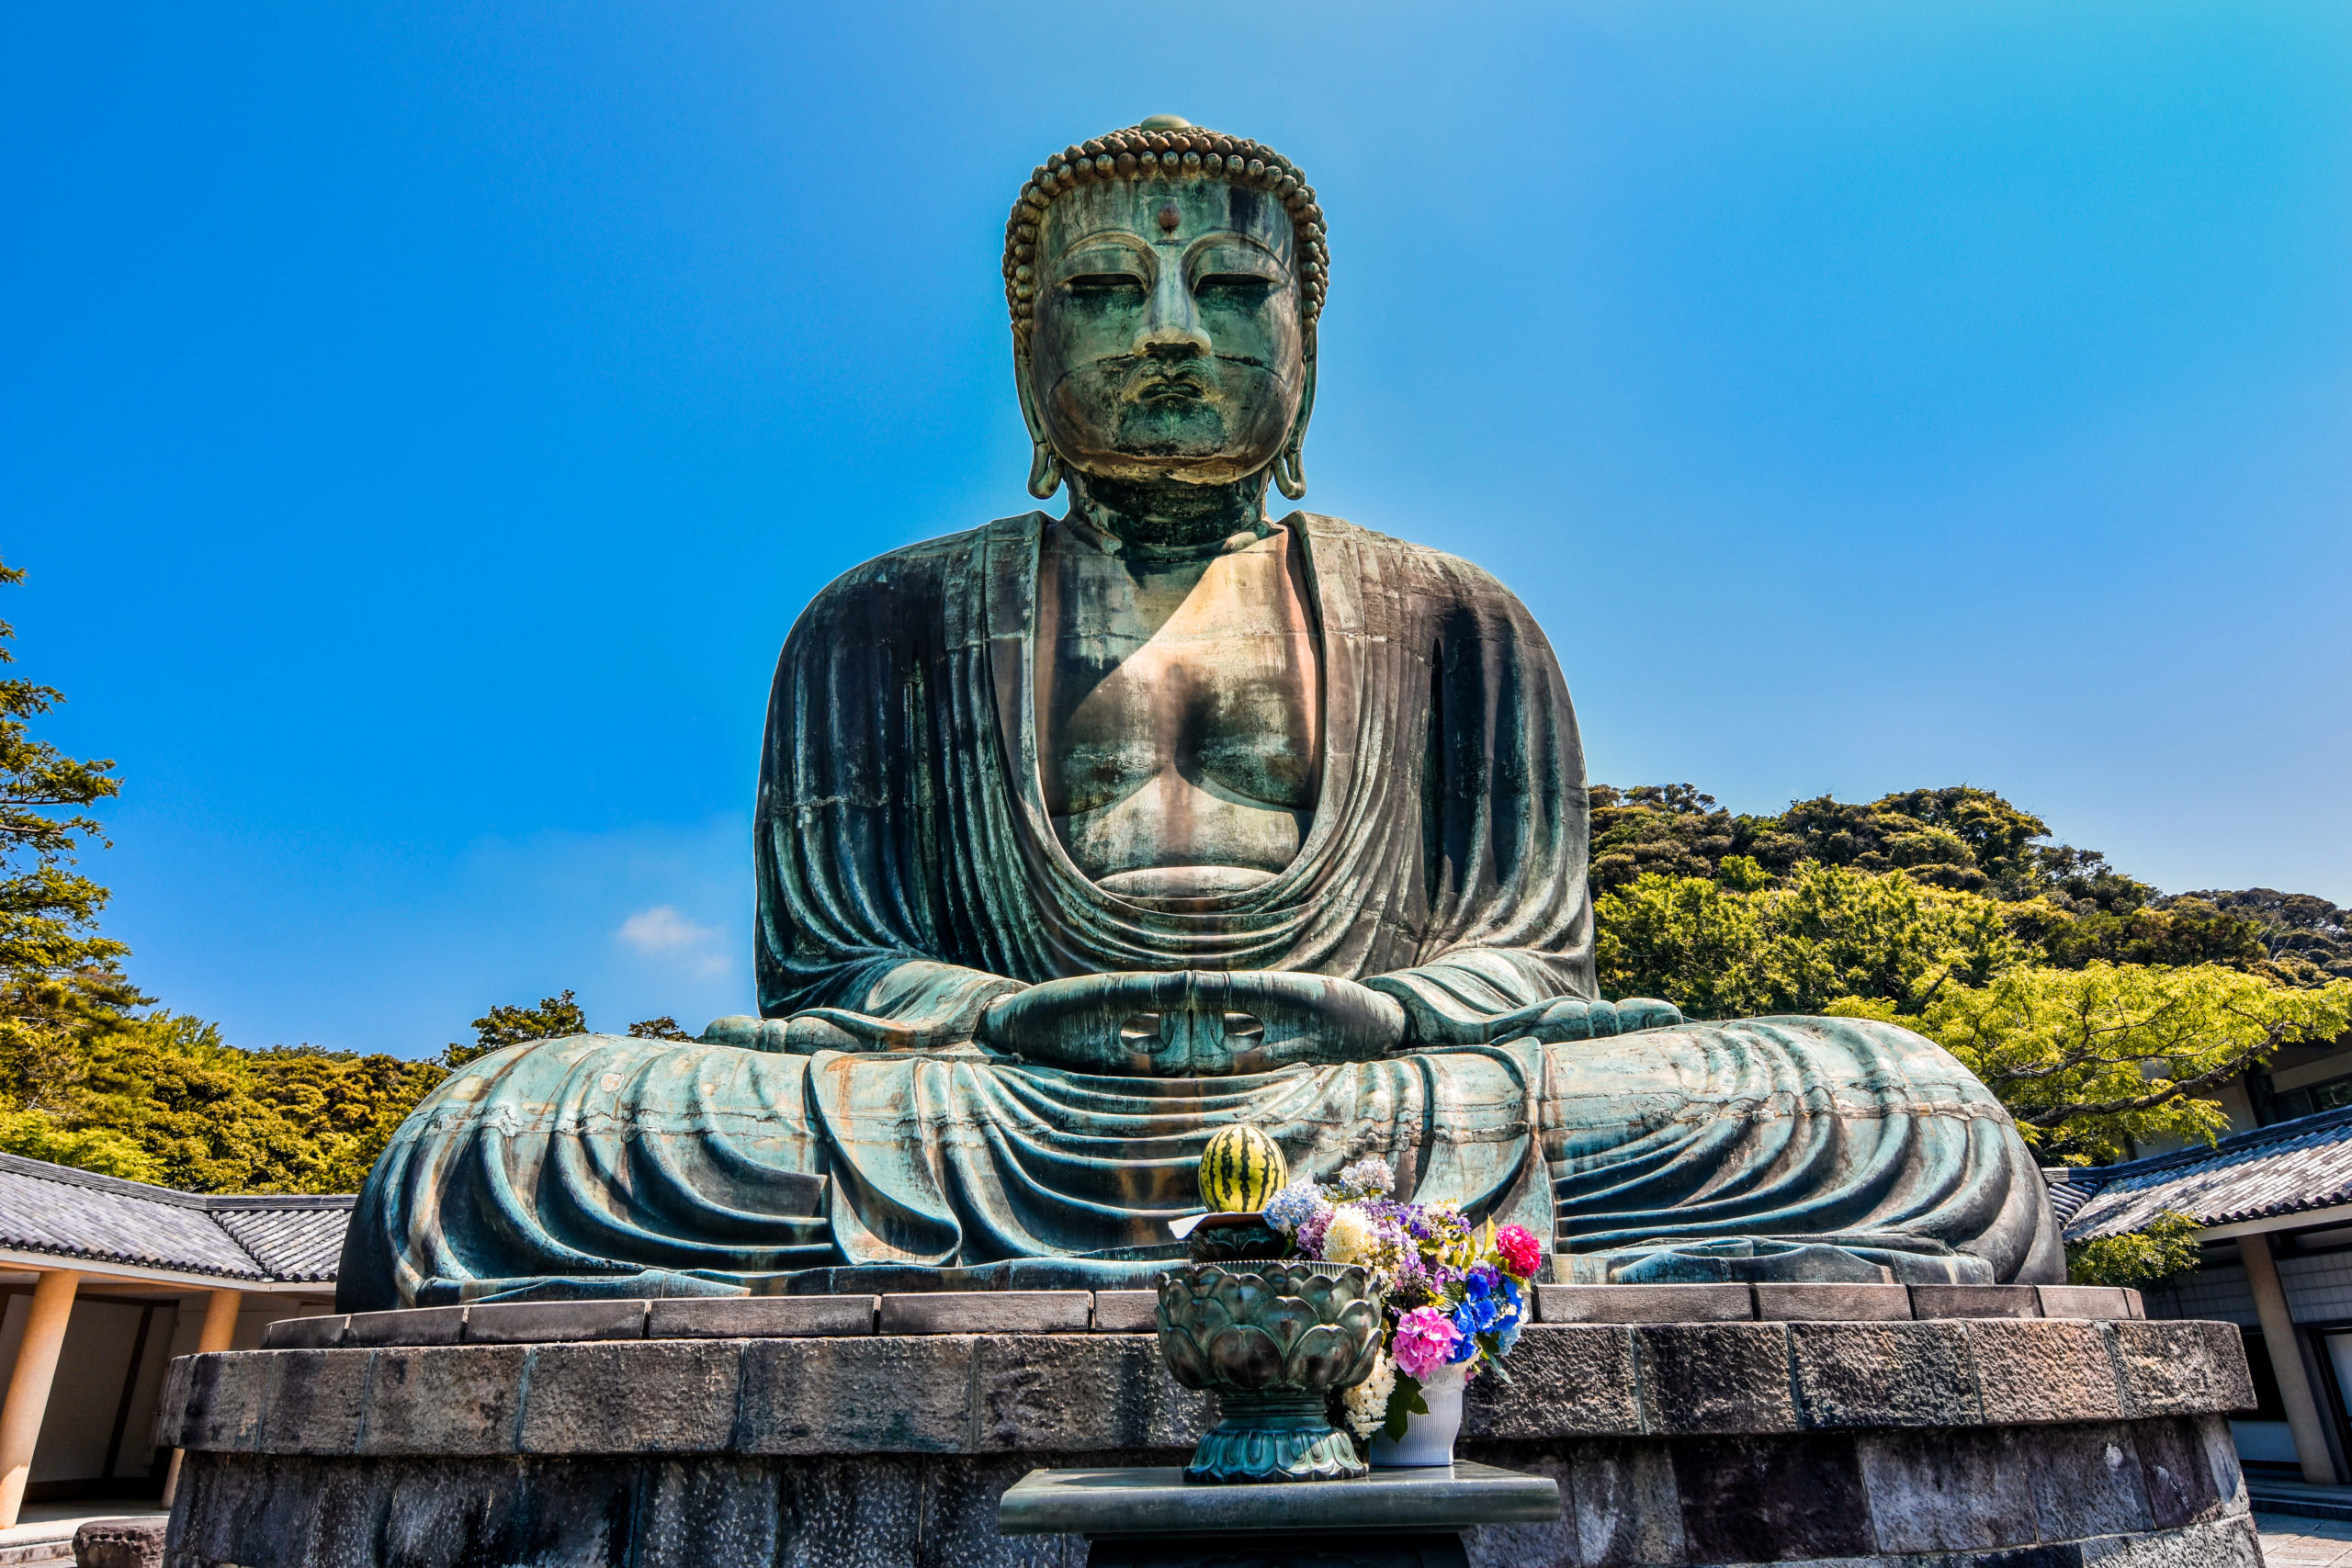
[1156,1260,1385,1483]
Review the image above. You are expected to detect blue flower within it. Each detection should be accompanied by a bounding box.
[1446,1301,1484,1362]
[1262,1180,1322,1235]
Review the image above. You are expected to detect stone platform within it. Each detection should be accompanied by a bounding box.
[155,1282,2258,1568]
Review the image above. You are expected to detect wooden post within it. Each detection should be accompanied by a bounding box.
[2239,1233,2337,1484]
[0,1269,80,1528]
[159,1288,243,1510]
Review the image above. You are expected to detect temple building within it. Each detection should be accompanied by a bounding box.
[0,1155,343,1554]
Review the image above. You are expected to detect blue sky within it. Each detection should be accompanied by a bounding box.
[6,3,2348,1055]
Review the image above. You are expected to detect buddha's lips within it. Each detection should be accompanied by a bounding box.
[1137,375,1208,404]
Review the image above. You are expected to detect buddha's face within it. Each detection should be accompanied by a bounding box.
[1027,176,1305,486]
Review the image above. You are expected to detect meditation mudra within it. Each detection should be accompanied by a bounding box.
[338,118,2061,1310]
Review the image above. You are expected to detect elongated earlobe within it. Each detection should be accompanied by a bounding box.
[1272,356,1316,500]
[1028,441,1065,500]
[1272,441,1306,500]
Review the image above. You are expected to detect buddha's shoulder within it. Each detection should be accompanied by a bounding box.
[1296,513,1532,617]
[797,515,1038,617]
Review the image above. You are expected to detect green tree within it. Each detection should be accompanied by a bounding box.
[444,989,588,1066]
[2064,1212,2204,1289]
[0,558,153,1171]
[1596,864,2030,1019]
[627,1015,694,1042]
[1894,963,2352,1164]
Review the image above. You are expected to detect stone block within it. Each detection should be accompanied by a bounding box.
[1857,1427,2039,1553]
[75,1517,165,1568]
[637,1459,780,1568]
[2132,1415,2233,1529]
[772,1455,925,1568]
[2078,1515,2264,1567]
[1633,1324,1799,1435]
[462,1298,648,1344]
[1789,1321,1976,1428]
[345,1305,469,1347]
[1566,1439,1685,1567]
[305,1456,398,1568]
[647,1294,876,1338]
[1754,1282,1913,1322]
[1969,1318,2126,1425]
[375,1453,639,1568]
[879,1291,1091,1335]
[1909,1283,2044,1319]
[1091,1291,1159,1333]
[151,1355,194,1449]
[357,1344,528,1456]
[1463,1327,1641,1438]
[1669,1433,1872,1562]
[2039,1284,2137,1320]
[174,1352,271,1451]
[919,1452,1078,1568]
[1458,1448,1579,1568]
[167,1448,327,1567]
[521,1341,742,1454]
[2106,1319,2256,1417]
[260,1348,372,1454]
[738,1335,976,1453]
[973,1333,1206,1451]
[2022,1424,2154,1540]
[261,1314,349,1350]
[1536,1283,1753,1325]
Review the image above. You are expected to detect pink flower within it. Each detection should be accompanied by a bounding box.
[1391,1305,1462,1381]
[1494,1224,1544,1280]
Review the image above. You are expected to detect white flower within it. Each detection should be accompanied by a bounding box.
[1323,1206,1375,1266]
[1342,1353,1398,1439]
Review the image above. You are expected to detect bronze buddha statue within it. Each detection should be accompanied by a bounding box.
[338,118,2060,1310]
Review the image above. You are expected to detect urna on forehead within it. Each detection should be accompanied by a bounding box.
[1038,175,1295,260]
[1001,114,1330,346]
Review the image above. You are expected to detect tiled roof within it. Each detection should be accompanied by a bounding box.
[0,1153,351,1283]
[2057,1106,2352,1242]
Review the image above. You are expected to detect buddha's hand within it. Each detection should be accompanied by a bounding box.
[977,970,1407,1077]
[1476,996,1684,1044]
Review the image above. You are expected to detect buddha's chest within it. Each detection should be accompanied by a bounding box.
[1035,528,1322,883]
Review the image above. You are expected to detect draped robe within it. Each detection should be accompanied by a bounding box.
[337,514,2062,1310]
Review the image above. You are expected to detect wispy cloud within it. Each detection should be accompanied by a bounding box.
[618,905,730,977]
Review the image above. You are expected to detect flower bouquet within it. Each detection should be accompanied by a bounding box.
[1263,1156,1546,1464]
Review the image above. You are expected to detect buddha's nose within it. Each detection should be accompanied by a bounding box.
[1135,265,1210,360]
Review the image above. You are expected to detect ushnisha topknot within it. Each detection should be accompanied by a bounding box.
[1002,114,1329,352]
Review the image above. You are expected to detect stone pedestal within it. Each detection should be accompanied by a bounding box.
[999,1461,1561,1566]
[153,1285,2259,1568]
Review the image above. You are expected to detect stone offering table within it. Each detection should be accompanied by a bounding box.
[997,1461,1561,1566]
[153,1282,2260,1568]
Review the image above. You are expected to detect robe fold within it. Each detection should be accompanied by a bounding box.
[336,514,2062,1310]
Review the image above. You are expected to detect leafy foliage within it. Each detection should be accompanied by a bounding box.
[1597,862,2029,1019]
[1832,964,2352,1163]
[443,989,589,1066]
[1595,780,2352,1161]
[2064,1212,2206,1288]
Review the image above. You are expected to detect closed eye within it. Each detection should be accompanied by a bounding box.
[1065,274,1145,298]
[1195,274,1275,304]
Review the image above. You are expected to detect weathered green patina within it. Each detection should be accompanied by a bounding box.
[336,118,2062,1311]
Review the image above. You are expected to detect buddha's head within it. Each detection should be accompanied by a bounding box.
[1003,118,1328,502]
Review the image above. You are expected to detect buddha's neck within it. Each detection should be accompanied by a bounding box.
[1066,471,1272,559]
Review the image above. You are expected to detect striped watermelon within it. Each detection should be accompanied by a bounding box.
[1199,1124,1288,1213]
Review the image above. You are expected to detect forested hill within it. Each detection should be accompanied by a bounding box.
[1590,784,2351,987]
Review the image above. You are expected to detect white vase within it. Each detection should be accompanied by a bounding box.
[1368,1360,1467,1467]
